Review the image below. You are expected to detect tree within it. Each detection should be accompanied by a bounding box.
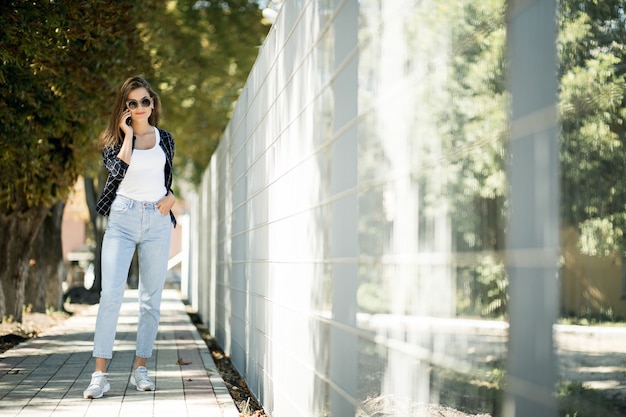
[444,0,509,317]
[81,0,269,294]
[430,0,626,318]
[0,0,268,321]
[142,0,270,184]
[0,0,154,321]
[558,0,626,259]
[441,0,626,318]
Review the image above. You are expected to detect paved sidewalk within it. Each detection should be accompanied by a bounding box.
[0,289,240,417]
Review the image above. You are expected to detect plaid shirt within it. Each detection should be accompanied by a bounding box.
[95,128,176,227]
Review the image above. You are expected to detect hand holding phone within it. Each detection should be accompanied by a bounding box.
[120,110,132,132]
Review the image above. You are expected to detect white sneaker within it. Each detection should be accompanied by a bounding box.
[130,366,155,391]
[83,371,110,399]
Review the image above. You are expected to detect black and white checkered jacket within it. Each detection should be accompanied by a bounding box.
[95,128,176,227]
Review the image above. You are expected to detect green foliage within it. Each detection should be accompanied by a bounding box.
[559,305,624,324]
[448,0,626,316]
[558,0,626,258]
[578,216,624,256]
[557,381,626,417]
[456,258,508,319]
[441,0,509,318]
[0,0,154,213]
[141,0,270,184]
[0,0,268,317]
[1,0,268,214]
[446,0,508,253]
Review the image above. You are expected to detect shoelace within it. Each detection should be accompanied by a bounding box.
[88,375,106,388]
[136,367,149,381]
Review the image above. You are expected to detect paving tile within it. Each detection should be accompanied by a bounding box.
[0,289,240,417]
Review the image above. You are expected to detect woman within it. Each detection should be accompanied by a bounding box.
[83,76,176,399]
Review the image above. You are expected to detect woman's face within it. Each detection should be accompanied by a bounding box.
[126,87,153,124]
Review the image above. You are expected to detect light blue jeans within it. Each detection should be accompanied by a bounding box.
[93,195,172,359]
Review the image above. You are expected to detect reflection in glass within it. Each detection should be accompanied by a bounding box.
[357,1,507,415]
[557,1,626,416]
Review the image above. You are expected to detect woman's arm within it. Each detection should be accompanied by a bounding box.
[102,145,129,180]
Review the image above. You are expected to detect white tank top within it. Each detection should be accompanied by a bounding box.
[117,127,166,202]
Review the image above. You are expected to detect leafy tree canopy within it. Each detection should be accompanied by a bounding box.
[142,0,270,184]
[0,0,269,320]
[0,0,154,213]
[558,0,626,257]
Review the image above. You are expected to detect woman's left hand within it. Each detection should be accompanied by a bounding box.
[156,192,176,216]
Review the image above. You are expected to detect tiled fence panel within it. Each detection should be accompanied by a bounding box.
[186,1,559,416]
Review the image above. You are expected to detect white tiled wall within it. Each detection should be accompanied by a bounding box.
[188,1,559,416]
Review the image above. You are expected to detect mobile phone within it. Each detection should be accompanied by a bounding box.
[125,117,131,126]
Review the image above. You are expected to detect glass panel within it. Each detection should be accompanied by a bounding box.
[357,1,507,415]
[557,1,626,415]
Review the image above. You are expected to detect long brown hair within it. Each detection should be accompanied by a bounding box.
[98,76,161,149]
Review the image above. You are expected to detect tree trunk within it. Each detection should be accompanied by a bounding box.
[84,176,105,296]
[0,207,49,322]
[25,201,65,313]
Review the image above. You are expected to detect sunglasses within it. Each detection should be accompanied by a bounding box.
[126,97,153,110]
